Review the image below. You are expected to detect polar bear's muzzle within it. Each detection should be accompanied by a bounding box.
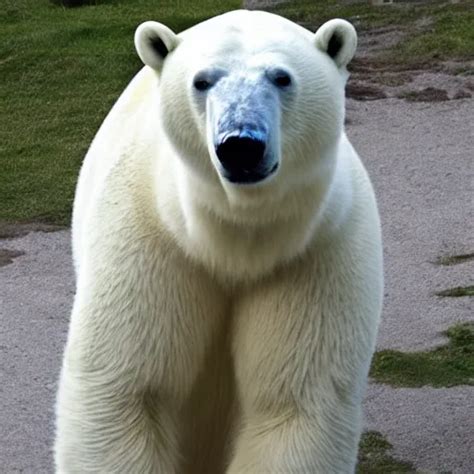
[215,130,277,184]
[206,76,281,185]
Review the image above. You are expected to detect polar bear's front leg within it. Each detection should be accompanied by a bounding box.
[55,242,226,473]
[228,245,382,474]
[55,362,181,473]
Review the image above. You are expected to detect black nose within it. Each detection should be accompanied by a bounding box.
[216,136,266,176]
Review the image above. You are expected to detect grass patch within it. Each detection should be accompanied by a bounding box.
[357,431,415,473]
[370,323,474,387]
[393,5,474,62]
[436,286,474,297]
[436,253,474,266]
[271,0,415,29]
[0,0,239,226]
[271,0,474,62]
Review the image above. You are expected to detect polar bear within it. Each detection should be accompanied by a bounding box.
[55,9,383,474]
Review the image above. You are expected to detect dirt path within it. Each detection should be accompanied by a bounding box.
[0,230,72,473]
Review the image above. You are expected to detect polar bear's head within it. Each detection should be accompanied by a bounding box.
[135,10,356,189]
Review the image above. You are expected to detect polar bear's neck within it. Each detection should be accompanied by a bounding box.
[154,138,354,284]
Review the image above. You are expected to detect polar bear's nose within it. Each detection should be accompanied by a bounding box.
[216,136,266,180]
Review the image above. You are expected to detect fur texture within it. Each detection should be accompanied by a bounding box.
[55,10,383,473]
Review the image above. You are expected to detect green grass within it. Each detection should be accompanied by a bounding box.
[370,323,474,388]
[436,253,474,266]
[436,286,474,297]
[272,0,414,28]
[0,0,239,225]
[395,6,474,62]
[357,431,415,473]
[272,0,474,63]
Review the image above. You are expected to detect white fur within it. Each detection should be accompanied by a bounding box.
[56,10,383,474]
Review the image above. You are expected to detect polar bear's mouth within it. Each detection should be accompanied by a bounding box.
[215,135,278,184]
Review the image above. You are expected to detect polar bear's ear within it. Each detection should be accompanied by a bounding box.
[314,19,357,68]
[135,21,181,71]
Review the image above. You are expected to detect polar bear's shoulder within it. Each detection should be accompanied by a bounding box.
[78,66,156,192]
[72,67,158,268]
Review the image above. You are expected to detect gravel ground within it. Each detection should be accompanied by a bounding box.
[0,230,73,473]
[347,98,473,352]
[1,95,472,473]
[365,384,474,473]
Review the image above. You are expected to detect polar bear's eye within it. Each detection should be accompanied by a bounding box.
[274,73,292,88]
[268,69,293,89]
[193,79,211,91]
[193,69,226,92]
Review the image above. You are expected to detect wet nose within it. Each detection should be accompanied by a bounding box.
[216,136,266,175]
